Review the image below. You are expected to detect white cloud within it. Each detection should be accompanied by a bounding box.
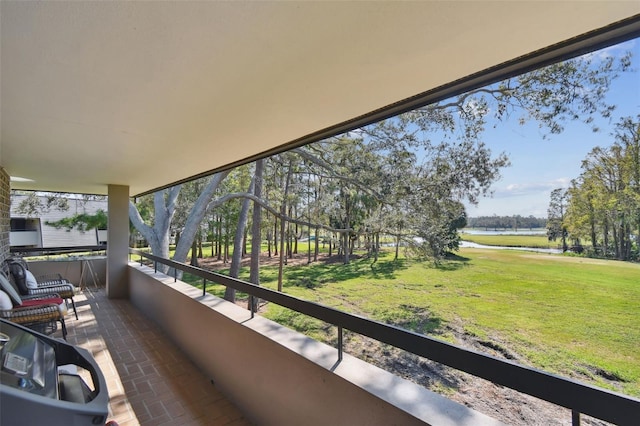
[465,178,573,217]
[494,178,571,198]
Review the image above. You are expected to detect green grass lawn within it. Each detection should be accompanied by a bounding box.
[184,247,640,397]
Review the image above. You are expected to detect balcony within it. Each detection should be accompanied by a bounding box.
[54,284,250,425]
[25,254,636,425]
[73,262,501,425]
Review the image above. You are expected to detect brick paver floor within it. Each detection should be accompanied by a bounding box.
[57,287,251,426]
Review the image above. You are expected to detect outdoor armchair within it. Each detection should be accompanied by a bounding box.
[0,272,67,339]
[5,258,78,320]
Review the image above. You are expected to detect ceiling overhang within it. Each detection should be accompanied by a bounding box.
[2,1,639,196]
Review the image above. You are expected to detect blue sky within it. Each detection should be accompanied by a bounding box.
[464,38,639,218]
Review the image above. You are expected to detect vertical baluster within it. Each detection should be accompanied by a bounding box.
[572,410,580,426]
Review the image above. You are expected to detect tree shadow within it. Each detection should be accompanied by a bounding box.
[197,250,467,291]
[380,304,445,336]
[369,256,407,279]
[430,252,471,272]
[444,252,470,262]
[281,252,410,289]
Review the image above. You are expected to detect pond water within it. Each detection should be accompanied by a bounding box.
[460,241,562,254]
[461,229,546,235]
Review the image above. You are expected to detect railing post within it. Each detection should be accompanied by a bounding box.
[202,278,206,297]
[337,326,343,362]
[154,261,157,273]
[250,296,255,318]
[572,410,581,426]
[174,268,177,282]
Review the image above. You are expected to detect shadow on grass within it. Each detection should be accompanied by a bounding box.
[395,304,444,335]
[278,253,410,289]
[372,304,446,336]
[185,251,470,291]
[429,252,471,272]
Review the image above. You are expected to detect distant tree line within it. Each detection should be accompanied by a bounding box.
[467,215,546,231]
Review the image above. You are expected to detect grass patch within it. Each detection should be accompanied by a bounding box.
[189,248,640,397]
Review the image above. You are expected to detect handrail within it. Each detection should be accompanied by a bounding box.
[10,245,107,256]
[129,248,640,425]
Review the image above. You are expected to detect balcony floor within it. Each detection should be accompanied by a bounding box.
[56,287,252,426]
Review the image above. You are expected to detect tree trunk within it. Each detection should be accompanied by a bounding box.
[293,218,299,255]
[277,162,293,292]
[223,220,229,263]
[248,159,264,312]
[342,232,349,264]
[173,171,230,265]
[286,206,292,259]
[209,220,215,258]
[603,218,609,257]
[216,215,222,260]
[242,227,248,257]
[612,217,620,259]
[190,237,198,266]
[626,223,632,260]
[307,225,312,264]
[128,187,180,273]
[373,232,379,263]
[224,178,254,302]
[273,217,278,256]
[589,211,597,251]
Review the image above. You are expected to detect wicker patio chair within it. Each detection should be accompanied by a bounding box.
[5,257,78,320]
[0,272,67,339]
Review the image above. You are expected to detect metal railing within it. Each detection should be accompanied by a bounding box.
[129,248,639,425]
[10,245,107,258]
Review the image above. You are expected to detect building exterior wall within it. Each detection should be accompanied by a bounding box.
[0,169,11,264]
[10,194,107,248]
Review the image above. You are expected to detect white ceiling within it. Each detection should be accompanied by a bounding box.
[1,1,639,196]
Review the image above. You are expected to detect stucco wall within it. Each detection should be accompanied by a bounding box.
[27,257,107,288]
[128,262,500,426]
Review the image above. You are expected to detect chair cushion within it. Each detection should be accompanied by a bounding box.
[6,260,29,294]
[25,270,39,289]
[0,290,12,310]
[21,296,64,307]
[0,272,22,306]
[58,301,68,316]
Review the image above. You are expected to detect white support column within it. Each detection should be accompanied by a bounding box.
[107,184,130,298]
